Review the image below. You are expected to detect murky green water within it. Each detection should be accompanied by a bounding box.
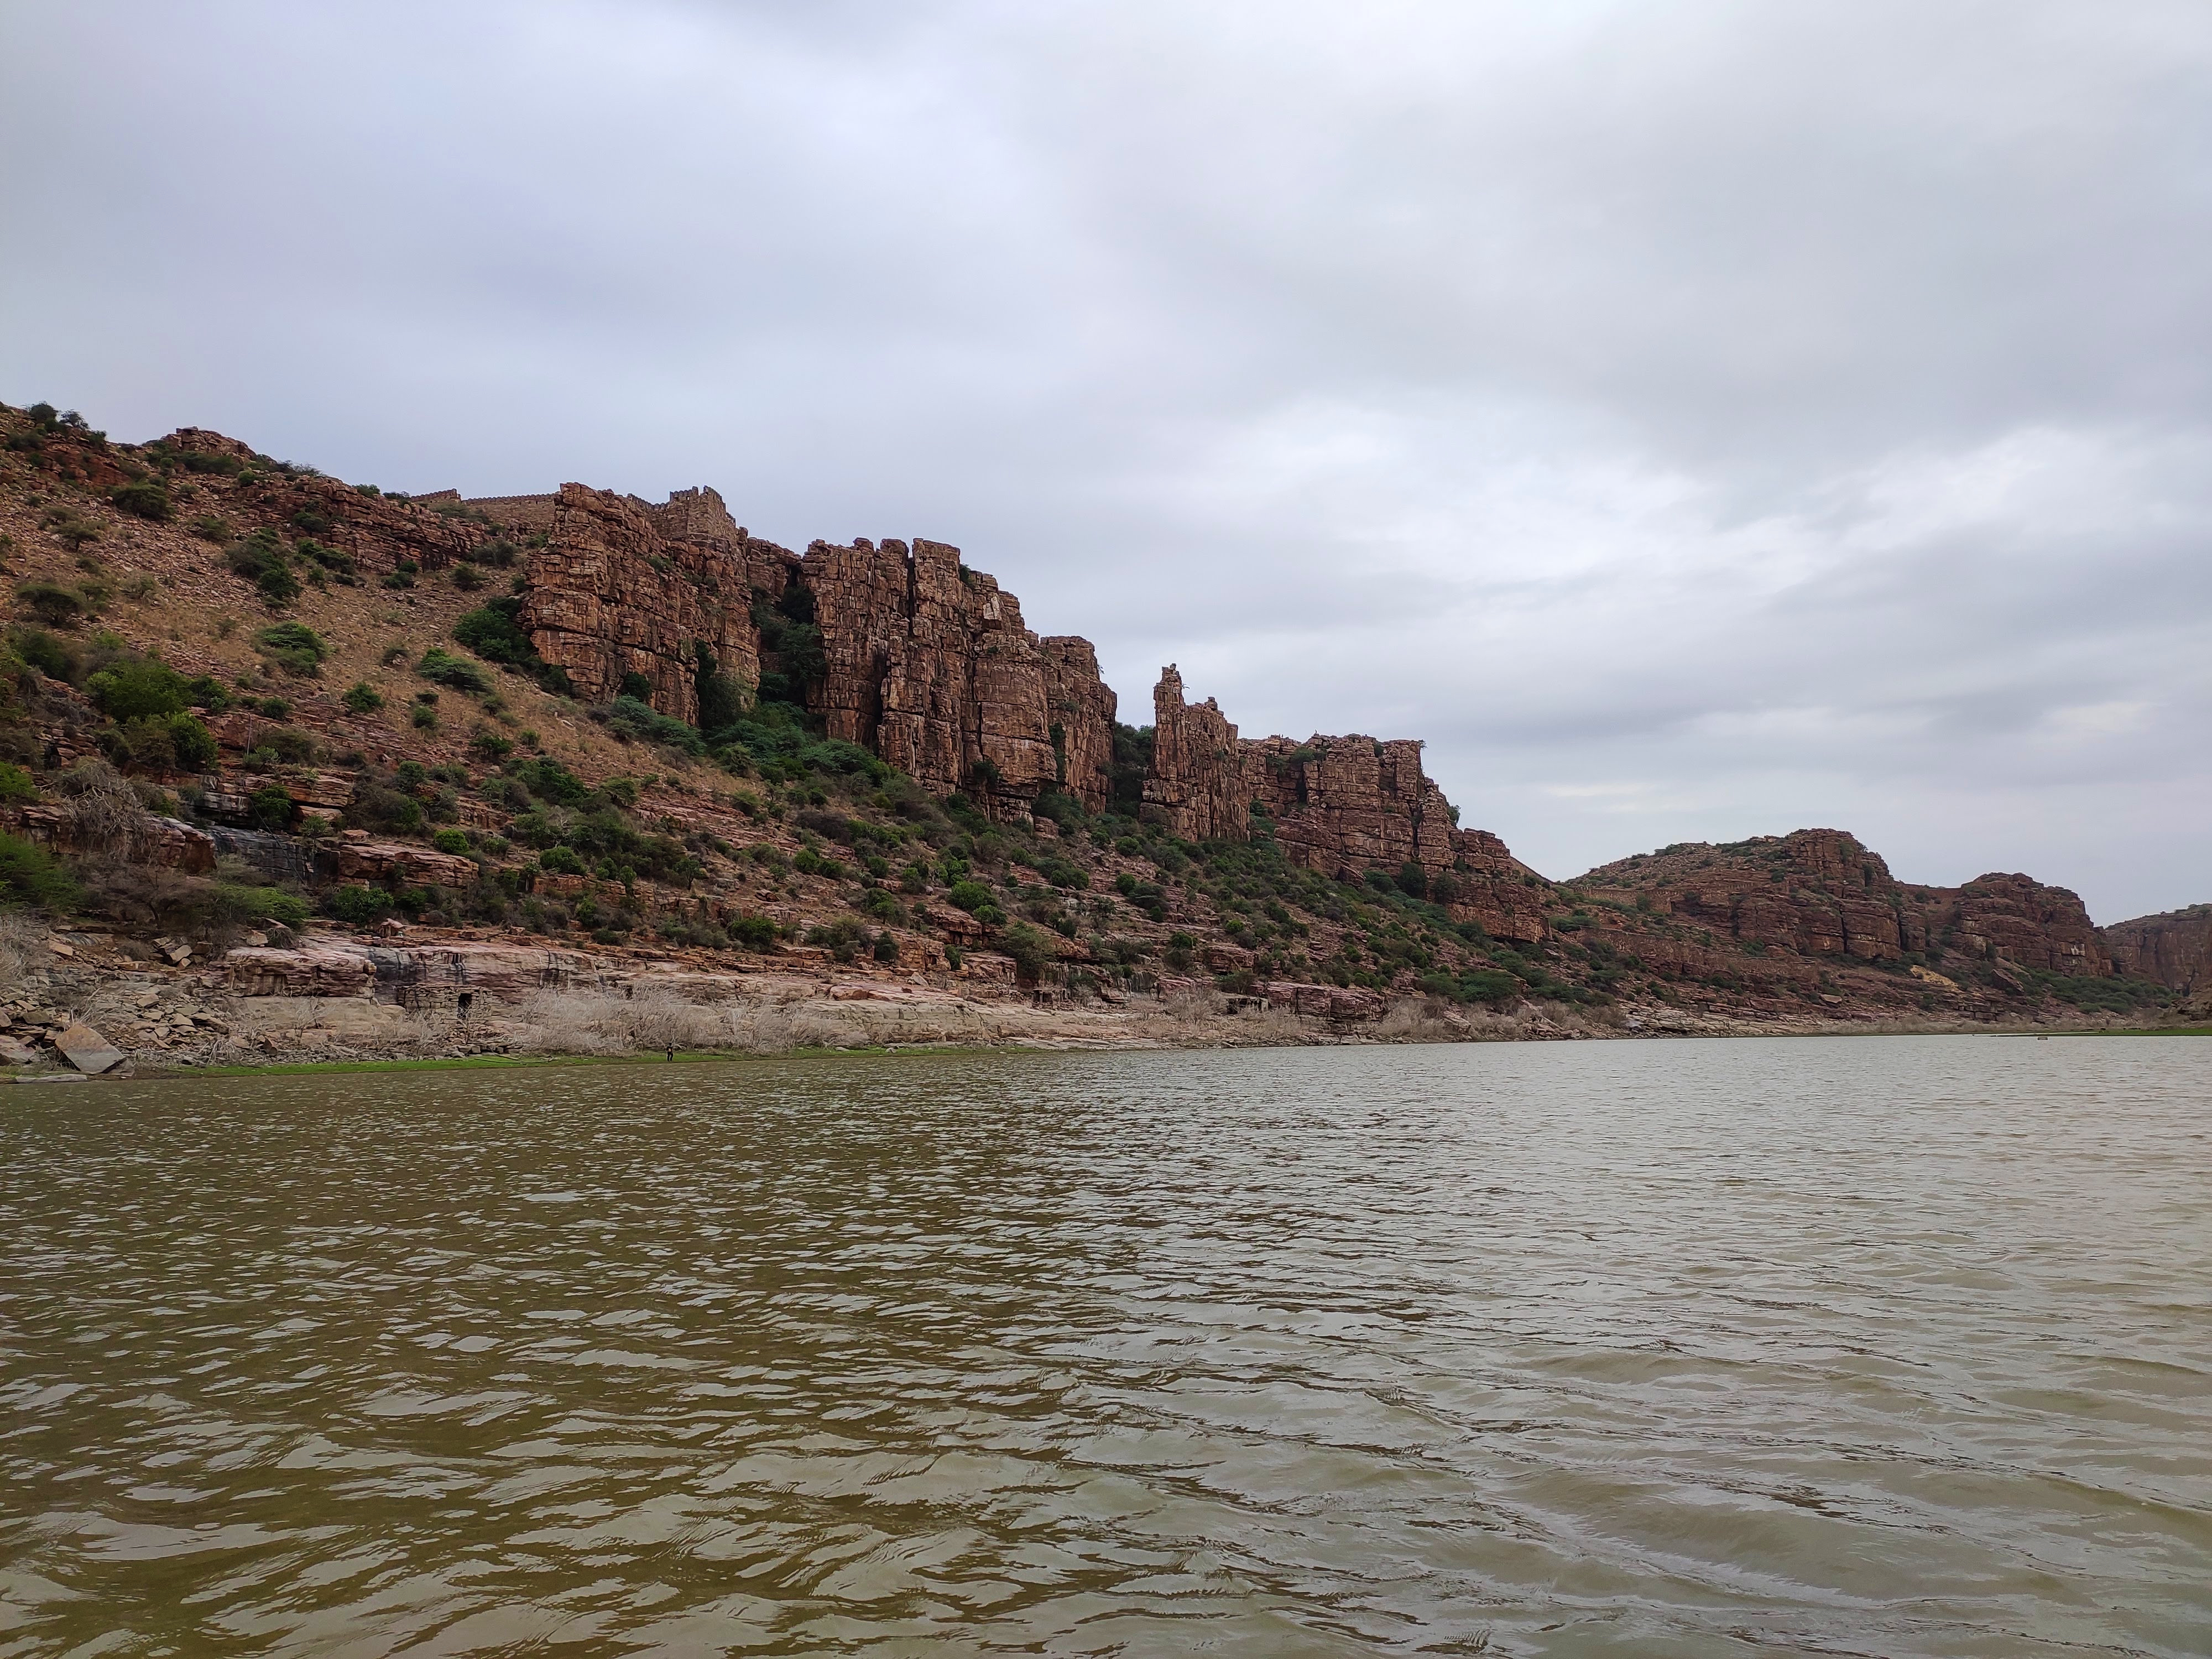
[2,1037,2207,1656]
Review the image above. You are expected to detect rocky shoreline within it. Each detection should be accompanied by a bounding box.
[0,915,2185,1083]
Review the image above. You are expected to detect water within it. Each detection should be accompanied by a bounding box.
[3,1037,2208,1657]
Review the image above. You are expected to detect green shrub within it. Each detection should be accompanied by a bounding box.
[603,695,705,755]
[167,713,218,773]
[189,514,232,543]
[999,920,1053,983]
[872,930,900,963]
[254,620,327,676]
[468,728,513,760]
[417,647,492,695]
[13,627,75,680]
[805,917,869,963]
[261,726,320,764]
[226,529,298,604]
[411,704,437,729]
[247,783,295,831]
[86,656,191,720]
[728,913,779,951]
[0,764,35,805]
[451,564,486,592]
[40,510,101,552]
[946,879,995,913]
[297,540,358,584]
[209,882,308,928]
[341,682,383,714]
[327,884,394,924]
[16,582,87,628]
[109,481,172,521]
[451,599,574,695]
[431,828,471,855]
[0,832,80,911]
[540,846,586,875]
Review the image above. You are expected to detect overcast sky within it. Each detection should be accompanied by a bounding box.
[4,1,2208,920]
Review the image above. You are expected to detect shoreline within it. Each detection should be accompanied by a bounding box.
[8,1019,2201,1085]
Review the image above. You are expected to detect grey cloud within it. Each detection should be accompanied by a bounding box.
[2,0,2208,918]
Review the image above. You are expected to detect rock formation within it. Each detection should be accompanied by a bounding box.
[1040,637,1118,812]
[1245,734,1458,879]
[1576,831,2112,977]
[799,536,1065,821]
[1142,666,1249,842]
[2105,904,2212,992]
[519,484,778,721]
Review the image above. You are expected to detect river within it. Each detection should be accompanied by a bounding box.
[3,1037,2207,1656]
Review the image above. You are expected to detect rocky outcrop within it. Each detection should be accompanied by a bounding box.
[163,428,482,578]
[1040,637,1118,811]
[2105,905,2212,992]
[226,940,596,1003]
[800,536,1058,820]
[1142,666,1249,842]
[1577,831,2113,977]
[1929,873,2112,977]
[334,839,479,889]
[1245,734,1457,879]
[519,484,780,721]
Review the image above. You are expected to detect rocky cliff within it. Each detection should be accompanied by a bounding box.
[0,398,2190,1054]
[517,484,780,720]
[799,536,1098,822]
[1142,666,1248,842]
[1040,636,1117,812]
[1576,831,2114,979]
[2105,904,2212,993]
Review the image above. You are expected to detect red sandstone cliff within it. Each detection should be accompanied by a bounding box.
[517,484,776,722]
[2104,904,2212,993]
[1143,666,1248,842]
[1040,636,1117,812]
[1576,831,2112,977]
[798,536,1117,823]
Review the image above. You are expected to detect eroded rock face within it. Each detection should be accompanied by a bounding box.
[1143,666,1248,842]
[1040,637,1118,811]
[1245,734,1457,879]
[1577,831,2114,976]
[2105,905,2212,991]
[1933,873,2111,977]
[801,536,1058,820]
[164,429,483,578]
[520,484,781,721]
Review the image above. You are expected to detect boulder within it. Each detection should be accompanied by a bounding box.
[53,1023,126,1074]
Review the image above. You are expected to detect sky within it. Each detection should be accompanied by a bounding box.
[3,1,2208,921]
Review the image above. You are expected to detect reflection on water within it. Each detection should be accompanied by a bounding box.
[2,1037,2208,1656]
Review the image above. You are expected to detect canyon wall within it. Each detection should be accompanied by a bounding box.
[1244,734,1458,879]
[1040,636,1118,812]
[2099,905,2210,992]
[797,536,1118,822]
[1142,666,1249,843]
[517,484,776,722]
[1577,831,2112,977]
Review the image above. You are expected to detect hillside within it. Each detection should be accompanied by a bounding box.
[0,399,2187,1066]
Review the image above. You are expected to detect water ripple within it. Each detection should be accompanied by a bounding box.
[2,1036,2208,1655]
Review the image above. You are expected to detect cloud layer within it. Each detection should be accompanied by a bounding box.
[4,0,2208,919]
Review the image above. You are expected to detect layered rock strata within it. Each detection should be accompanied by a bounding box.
[518,484,781,721]
[1136,667,1545,942]
[1577,831,2113,976]
[2098,905,2210,992]
[1142,666,1249,842]
[1040,637,1118,812]
[801,536,1107,822]
[1245,734,1458,879]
